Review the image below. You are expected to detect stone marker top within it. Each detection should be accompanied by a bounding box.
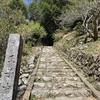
[0,34,23,100]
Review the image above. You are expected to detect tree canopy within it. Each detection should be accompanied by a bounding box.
[0,0,100,67]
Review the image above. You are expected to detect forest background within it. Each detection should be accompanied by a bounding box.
[0,0,100,69]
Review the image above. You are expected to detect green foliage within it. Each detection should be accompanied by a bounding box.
[29,2,42,21]
[73,22,84,32]
[0,61,4,68]
[63,27,71,33]
[30,95,36,100]
[9,0,28,17]
[0,0,27,68]
[0,18,16,34]
[40,1,51,15]
[31,22,47,38]
[87,77,95,83]
[53,32,64,42]
[27,41,34,47]
[88,23,94,30]
[94,84,100,91]
[17,21,35,39]
[17,21,47,46]
[66,3,76,10]
[0,17,16,62]
[46,93,55,98]
[29,0,67,43]
[51,5,61,19]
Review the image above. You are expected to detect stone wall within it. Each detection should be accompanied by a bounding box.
[54,44,100,85]
[17,50,41,99]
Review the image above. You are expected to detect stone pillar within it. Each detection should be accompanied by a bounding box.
[0,34,23,100]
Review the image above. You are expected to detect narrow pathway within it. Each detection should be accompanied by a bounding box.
[31,46,97,100]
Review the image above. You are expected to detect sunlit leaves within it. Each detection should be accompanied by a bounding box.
[9,0,28,17]
[17,21,47,41]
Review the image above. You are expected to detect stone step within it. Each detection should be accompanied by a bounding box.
[36,72,77,77]
[33,79,85,88]
[35,76,80,82]
[30,47,97,100]
[40,58,64,62]
[40,60,66,64]
[31,88,92,98]
[38,64,70,69]
[36,72,67,76]
[37,68,73,73]
[45,96,96,100]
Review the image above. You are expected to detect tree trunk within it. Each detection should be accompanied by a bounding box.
[93,12,100,41]
[83,15,93,43]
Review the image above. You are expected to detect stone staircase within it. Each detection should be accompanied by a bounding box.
[30,46,97,100]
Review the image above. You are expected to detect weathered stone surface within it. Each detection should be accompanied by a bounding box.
[20,68,24,75]
[39,64,46,68]
[22,77,28,85]
[28,64,34,69]
[30,46,97,100]
[28,56,35,65]
[31,89,49,98]
[55,97,84,100]
[0,34,23,100]
[40,58,45,62]
[54,77,66,81]
[98,68,100,73]
[50,90,59,96]
[47,83,53,88]
[55,43,100,89]
[17,89,25,98]
[43,76,53,81]
[34,82,45,88]
[73,82,84,88]
[19,74,29,78]
[92,54,98,62]
[55,83,63,88]
[64,89,75,96]
[16,48,41,100]
[18,85,26,91]
[79,89,90,97]
[24,69,33,73]
[0,78,1,84]
[18,79,22,86]
[69,77,78,81]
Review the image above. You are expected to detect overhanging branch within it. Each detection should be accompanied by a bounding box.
[82,25,94,38]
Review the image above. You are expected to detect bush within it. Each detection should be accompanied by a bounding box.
[88,23,94,30]
[31,22,47,38]
[53,31,64,42]
[0,61,4,68]
[73,22,84,32]
[63,27,71,33]
[17,21,35,41]
[17,21,47,46]
[0,18,16,65]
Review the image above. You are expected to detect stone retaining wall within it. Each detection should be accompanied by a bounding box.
[54,44,100,84]
[17,50,41,99]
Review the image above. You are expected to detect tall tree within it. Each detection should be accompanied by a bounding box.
[0,0,27,62]
[29,0,68,45]
[58,0,100,42]
[29,2,43,22]
[9,0,28,17]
